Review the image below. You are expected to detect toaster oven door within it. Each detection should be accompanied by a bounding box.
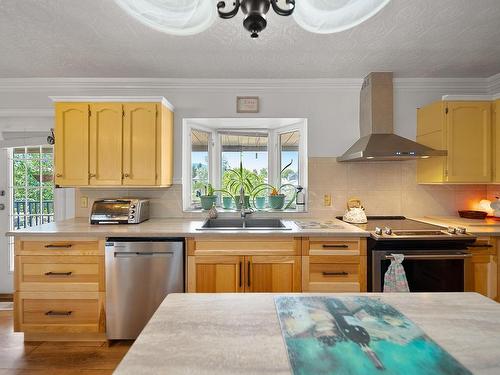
[91,200,130,223]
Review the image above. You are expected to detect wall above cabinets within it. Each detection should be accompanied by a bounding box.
[417,96,499,184]
[51,97,174,188]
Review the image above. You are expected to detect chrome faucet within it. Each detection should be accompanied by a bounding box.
[239,187,253,220]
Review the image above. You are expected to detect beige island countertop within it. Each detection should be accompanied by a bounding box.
[115,292,500,375]
[6,217,369,238]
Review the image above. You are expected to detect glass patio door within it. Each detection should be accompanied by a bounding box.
[0,146,54,293]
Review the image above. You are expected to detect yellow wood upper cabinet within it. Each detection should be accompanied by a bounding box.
[54,103,90,186]
[89,103,123,186]
[52,97,174,187]
[417,100,492,183]
[123,103,158,186]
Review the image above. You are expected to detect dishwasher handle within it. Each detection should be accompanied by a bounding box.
[114,251,174,258]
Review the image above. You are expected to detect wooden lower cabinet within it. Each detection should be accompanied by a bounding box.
[465,238,498,301]
[302,237,367,292]
[247,256,301,292]
[187,255,301,293]
[14,237,106,341]
[188,256,244,293]
[187,237,365,293]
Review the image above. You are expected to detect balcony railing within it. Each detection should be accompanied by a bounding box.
[13,201,54,230]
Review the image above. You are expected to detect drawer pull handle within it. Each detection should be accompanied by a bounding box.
[322,271,349,276]
[468,244,493,248]
[45,244,73,249]
[45,310,73,316]
[322,244,349,248]
[44,271,73,276]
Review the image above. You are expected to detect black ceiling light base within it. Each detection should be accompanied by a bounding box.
[217,0,295,38]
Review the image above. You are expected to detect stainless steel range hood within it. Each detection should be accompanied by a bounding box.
[337,72,447,162]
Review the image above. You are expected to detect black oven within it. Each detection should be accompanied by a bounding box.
[337,216,477,293]
[371,248,471,292]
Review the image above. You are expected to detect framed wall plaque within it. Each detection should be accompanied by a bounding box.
[237,96,259,113]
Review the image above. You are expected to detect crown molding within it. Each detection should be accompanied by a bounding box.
[0,107,53,117]
[0,78,364,92]
[0,76,494,93]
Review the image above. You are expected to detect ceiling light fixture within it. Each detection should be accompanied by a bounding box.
[114,0,392,38]
[217,0,295,38]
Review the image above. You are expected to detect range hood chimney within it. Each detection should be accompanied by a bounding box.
[337,72,447,162]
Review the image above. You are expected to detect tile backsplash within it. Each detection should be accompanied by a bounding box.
[74,158,488,219]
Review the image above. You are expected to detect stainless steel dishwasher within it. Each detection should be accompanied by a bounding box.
[105,237,184,339]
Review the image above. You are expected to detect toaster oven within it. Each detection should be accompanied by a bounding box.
[90,199,150,224]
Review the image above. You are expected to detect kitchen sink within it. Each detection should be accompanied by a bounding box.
[197,218,290,230]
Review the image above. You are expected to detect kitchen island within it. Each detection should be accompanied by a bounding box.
[115,292,500,375]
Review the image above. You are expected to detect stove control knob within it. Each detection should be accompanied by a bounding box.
[456,227,467,234]
[375,227,383,235]
[447,227,457,234]
[384,227,393,235]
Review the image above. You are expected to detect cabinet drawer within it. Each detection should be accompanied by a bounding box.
[16,239,102,256]
[309,263,359,283]
[15,292,105,334]
[302,255,366,293]
[17,256,104,292]
[23,299,98,325]
[304,238,363,256]
[189,237,301,256]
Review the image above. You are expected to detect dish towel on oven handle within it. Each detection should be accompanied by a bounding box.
[383,254,410,292]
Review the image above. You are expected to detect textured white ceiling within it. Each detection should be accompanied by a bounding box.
[0,0,499,78]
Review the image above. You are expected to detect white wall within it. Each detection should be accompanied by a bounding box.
[0,77,494,182]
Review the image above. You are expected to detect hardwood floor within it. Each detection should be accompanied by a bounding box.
[0,311,132,374]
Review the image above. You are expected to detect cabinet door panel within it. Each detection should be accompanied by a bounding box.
[123,103,157,186]
[188,256,244,293]
[246,256,301,293]
[89,103,123,185]
[446,101,491,182]
[54,103,89,186]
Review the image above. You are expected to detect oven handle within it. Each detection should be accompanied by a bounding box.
[384,253,472,260]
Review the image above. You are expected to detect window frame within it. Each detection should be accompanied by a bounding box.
[182,118,307,211]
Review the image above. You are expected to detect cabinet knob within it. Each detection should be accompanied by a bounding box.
[56,173,62,177]
[89,173,96,178]
[123,173,130,178]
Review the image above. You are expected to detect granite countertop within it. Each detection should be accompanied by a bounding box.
[5,217,369,238]
[413,216,500,236]
[115,293,500,375]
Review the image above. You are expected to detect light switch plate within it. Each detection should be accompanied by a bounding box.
[323,193,332,207]
[80,196,88,209]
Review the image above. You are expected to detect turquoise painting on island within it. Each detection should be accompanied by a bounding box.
[274,296,472,375]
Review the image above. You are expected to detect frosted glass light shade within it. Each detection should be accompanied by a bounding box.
[294,0,392,34]
[114,0,217,36]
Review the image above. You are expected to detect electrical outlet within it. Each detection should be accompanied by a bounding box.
[323,193,332,207]
[80,196,88,209]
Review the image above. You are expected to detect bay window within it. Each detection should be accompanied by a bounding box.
[182,118,307,211]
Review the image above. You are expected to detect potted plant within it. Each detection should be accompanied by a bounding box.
[221,192,235,210]
[224,162,258,209]
[199,184,217,210]
[252,183,297,210]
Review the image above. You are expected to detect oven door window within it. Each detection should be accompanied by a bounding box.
[381,258,464,292]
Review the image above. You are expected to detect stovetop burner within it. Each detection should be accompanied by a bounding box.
[336,216,474,241]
